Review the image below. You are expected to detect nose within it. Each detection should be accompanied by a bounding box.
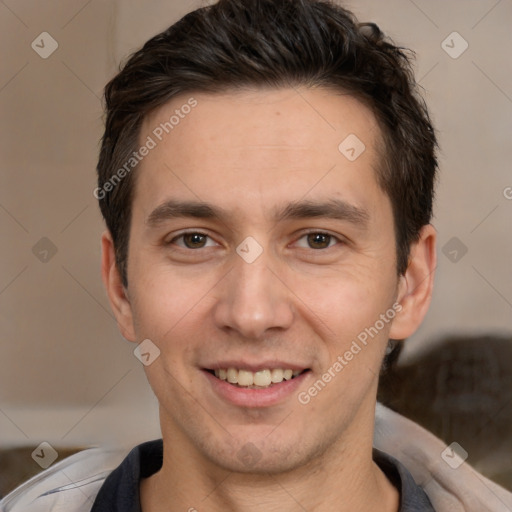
[212,247,294,340]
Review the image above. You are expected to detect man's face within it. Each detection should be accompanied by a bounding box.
[122,87,403,473]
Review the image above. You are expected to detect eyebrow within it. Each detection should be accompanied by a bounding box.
[145,198,370,229]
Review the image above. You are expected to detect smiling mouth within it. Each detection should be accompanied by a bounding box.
[205,368,310,389]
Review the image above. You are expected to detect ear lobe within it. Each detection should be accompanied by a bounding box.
[101,230,137,342]
[388,224,437,340]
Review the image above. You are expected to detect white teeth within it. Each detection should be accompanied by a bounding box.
[253,369,272,387]
[227,368,238,384]
[271,368,284,383]
[237,369,254,386]
[213,367,303,387]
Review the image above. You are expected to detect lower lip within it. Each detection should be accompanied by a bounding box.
[203,370,310,408]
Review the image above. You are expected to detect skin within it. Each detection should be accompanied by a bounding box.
[102,87,436,511]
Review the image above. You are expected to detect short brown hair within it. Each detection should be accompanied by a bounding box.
[97,0,438,286]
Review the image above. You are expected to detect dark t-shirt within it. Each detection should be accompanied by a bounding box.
[91,439,435,511]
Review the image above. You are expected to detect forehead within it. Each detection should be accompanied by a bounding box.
[142,86,381,155]
[134,87,386,222]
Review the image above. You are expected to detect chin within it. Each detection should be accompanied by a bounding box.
[196,432,318,476]
[210,450,304,475]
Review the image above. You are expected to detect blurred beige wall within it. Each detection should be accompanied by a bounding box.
[0,0,511,448]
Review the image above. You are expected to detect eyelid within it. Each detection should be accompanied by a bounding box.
[292,229,345,249]
[167,230,219,248]
[166,229,345,250]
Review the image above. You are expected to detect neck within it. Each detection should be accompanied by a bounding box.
[140,403,399,512]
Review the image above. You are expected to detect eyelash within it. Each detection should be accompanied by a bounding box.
[167,230,343,251]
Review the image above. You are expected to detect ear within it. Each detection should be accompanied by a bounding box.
[101,230,137,342]
[389,224,437,340]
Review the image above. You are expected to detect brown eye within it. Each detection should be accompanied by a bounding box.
[169,232,216,249]
[183,233,207,248]
[294,232,340,250]
[306,233,332,249]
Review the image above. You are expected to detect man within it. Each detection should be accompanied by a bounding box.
[2,1,512,511]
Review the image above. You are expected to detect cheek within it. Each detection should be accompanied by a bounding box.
[294,261,393,325]
[127,227,230,352]
[128,259,217,338]
[294,268,398,370]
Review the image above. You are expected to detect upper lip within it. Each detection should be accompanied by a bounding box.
[203,361,310,372]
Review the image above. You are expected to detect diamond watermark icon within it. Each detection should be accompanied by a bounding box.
[236,236,263,264]
[134,339,161,366]
[31,442,58,469]
[441,32,468,59]
[338,134,366,162]
[442,237,468,263]
[441,442,468,469]
[32,237,58,263]
[237,442,262,467]
[31,32,59,59]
